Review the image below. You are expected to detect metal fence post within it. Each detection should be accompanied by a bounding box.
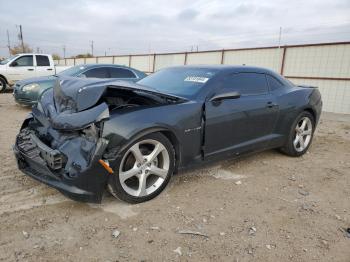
[221,49,225,64]
[280,47,287,75]
[152,54,156,72]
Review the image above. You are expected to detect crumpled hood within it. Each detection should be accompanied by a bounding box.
[16,75,57,87]
[52,76,185,113]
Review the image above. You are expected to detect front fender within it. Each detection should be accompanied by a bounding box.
[101,102,203,168]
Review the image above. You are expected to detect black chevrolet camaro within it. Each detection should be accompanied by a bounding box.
[14,65,322,203]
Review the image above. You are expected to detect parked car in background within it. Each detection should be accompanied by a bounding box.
[13,64,147,106]
[13,65,322,204]
[0,54,70,92]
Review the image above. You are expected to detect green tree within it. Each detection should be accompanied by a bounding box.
[10,43,33,55]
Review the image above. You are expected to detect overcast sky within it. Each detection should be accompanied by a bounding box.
[0,0,349,57]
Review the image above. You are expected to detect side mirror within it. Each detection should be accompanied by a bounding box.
[210,91,241,102]
[10,61,18,67]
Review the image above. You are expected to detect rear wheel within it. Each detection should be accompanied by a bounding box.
[0,78,7,93]
[107,133,175,203]
[280,111,315,157]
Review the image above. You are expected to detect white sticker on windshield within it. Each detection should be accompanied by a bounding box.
[184,76,209,83]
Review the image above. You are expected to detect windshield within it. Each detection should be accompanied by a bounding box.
[137,67,218,98]
[57,65,87,76]
[0,55,19,65]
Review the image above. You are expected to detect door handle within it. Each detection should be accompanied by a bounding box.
[27,68,34,71]
[266,102,278,108]
[47,68,53,71]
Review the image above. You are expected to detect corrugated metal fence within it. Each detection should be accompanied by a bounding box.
[56,41,350,114]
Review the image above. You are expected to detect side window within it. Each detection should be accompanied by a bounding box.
[12,55,33,67]
[36,55,50,66]
[266,75,284,91]
[223,72,268,95]
[109,68,136,78]
[81,67,109,78]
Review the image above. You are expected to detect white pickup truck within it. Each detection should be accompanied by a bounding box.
[0,53,70,92]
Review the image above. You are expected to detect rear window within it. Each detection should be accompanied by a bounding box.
[36,55,50,66]
[138,67,218,98]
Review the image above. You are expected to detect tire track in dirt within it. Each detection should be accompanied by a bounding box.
[0,183,68,215]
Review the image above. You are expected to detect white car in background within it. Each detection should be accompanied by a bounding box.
[0,53,70,92]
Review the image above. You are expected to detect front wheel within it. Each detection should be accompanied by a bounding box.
[0,78,7,93]
[280,111,315,157]
[107,133,175,203]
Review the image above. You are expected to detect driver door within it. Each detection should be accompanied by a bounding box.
[204,72,279,158]
[7,55,35,82]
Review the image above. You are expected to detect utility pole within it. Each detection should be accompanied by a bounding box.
[90,40,94,56]
[6,30,11,55]
[278,27,282,48]
[19,25,24,52]
[63,45,66,58]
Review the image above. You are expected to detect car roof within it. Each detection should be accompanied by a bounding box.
[75,64,133,69]
[166,64,278,74]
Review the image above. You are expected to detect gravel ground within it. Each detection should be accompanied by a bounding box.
[0,93,349,262]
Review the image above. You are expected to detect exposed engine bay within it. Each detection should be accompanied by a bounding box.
[17,77,183,180]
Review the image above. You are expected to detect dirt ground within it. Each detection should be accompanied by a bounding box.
[0,92,349,262]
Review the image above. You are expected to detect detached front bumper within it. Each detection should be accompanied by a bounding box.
[13,130,110,203]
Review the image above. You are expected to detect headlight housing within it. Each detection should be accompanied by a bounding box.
[22,83,40,92]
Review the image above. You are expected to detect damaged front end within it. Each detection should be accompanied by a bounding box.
[13,78,113,202]
[13,77,184,203]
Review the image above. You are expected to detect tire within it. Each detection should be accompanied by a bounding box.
[0,78,7,93]
[280,111,315,157]
[107,132,175,203]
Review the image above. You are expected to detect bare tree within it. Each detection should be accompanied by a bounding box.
[10,43,33,55]
[73,53,93,58]
[52,53,61,60]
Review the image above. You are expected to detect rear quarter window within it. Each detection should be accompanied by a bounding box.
[266,74,285,91]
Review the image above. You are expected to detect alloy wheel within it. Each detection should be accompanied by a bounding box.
[293,116,313,152]
[118,139,170,197]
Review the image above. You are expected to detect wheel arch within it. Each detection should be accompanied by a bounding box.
[0,74,8,84]
[111,126,182,173]
[302,107,316,123]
